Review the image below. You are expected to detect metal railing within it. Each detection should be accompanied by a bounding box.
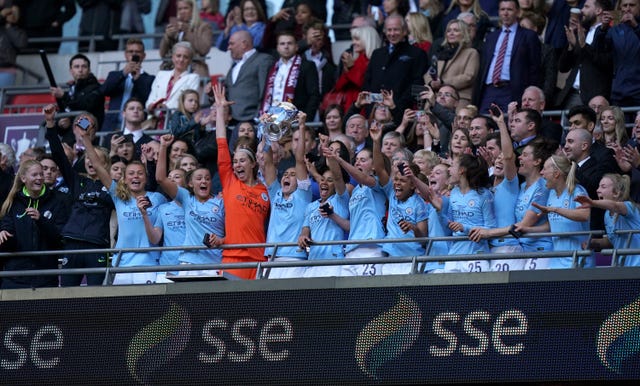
[1,229,637,286]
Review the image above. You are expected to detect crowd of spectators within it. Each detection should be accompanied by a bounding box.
[0,0,640,288]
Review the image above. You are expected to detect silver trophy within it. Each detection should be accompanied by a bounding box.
[257,102,299,142]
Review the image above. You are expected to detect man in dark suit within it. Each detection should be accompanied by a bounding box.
[556,0,612,110]
[362,14,428,116]
[260,30,320,119]
[563,128,609,231]
[226,30,274,123]
[101,38,155,132]
[475,0,541,114]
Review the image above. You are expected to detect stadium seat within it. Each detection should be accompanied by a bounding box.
[5,93,56,114]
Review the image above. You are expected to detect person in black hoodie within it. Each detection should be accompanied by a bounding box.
[44,105,115,286]
[0,159,69,289]
[50,54,105,130]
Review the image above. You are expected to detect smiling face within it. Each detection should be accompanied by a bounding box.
[189,168,212,200]
[600,109,616,134]
[346,116,368,145]
[469,117,490,146]
[172,46,192,73]
[493,153,505,178]
[233,149,257,183]
[318,170,336,201]
[540,158,559,189]
[170,141,189,162]
[124,163,147,194]
[384,15,407,45]
[21,163,44,197]
[241,0,259,25]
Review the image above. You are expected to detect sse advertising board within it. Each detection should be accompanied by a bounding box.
[1,279,639,384]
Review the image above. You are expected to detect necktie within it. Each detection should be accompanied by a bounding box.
[388,44,394,54]
[492,29,510,85]
[119,75,134,129]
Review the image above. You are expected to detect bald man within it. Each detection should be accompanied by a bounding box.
[225,30,275,122]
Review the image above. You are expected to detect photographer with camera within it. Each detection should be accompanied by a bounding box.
[101,38,155,132]
[43,105,115,286]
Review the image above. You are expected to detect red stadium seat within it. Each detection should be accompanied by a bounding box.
[4,94,56,114]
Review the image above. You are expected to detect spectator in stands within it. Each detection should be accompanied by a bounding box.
[101,38,155,132]
[363,15,428,117]
[301,21,336,111]
[400,111,442,153]
[602,0,640,107]
[146,41,200,120]
[439,0,492,46]
[156,134,225,277]
[263,113,312,279]
[154,0,177,45]
[475,0,541,114]
[454,104,476,131]
[199,0,224,31]
[260,31,320,119]
[589,95,610,121]
[468,115,495,148]
[519,86,563,144]
[420,84,459,151]
[224,30,274,123]
[519,11,558,107]
[51,54,105,130]
[566,105,619,178]
[0,4,26,87]
[262,1,320,53]
[105,98,153,161]
[428,19,480,108]
[0,159,69,288]
[332,0,370,40]
[213,84,269,280]
[530,154,592,269]
[333,26,381,116]
[510,108,541,157]
[322,104,345,140]
[336,15,377,77]
[216,0,266,51]
[406,12,434,53]
[563,127,612,232]
[0,143,15,202]
[600,106,628,148]
[576,174,640,266]
[17,0,75,53]
[556,0,612,110]
[119,0,151,35]
[77,0,121,52]
[43,107,114,286]
[159,0,212,78]
[168,89,205,142]
[81,127,167,285]
[344,113,369,154]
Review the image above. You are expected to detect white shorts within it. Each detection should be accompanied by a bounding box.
[268,257,307,279]
[112,272,157,285]
[490,245,525,271]
[341,246,384,277]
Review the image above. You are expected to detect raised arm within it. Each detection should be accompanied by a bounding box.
[78,122,112,189]
[156,134,178,199]
[294,112,309,181]
[323,146,347,195]
[370,121,389,186]
[213,83,233,140]
[492,104,517,180]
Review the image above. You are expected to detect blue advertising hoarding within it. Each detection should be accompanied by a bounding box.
[0,278,639,384]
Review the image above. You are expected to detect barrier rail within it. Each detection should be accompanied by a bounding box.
[2,229,638,286]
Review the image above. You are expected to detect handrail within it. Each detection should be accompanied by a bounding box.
[1,229,631,283]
